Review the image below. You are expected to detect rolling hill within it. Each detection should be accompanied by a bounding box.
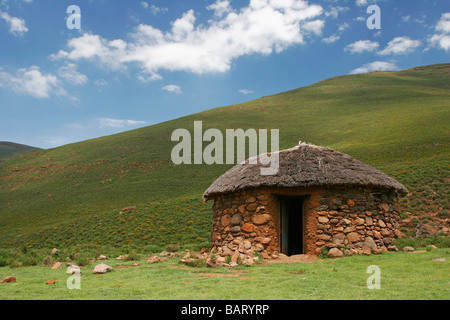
[0,64,448,252]
[0,142,42,163]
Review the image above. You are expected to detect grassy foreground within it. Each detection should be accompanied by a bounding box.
[0,248,448,300]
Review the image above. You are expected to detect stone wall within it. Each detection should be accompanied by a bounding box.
[210,186,403,259]
[315,187,403,256]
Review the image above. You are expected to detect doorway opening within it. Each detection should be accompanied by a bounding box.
[280,197,304,256]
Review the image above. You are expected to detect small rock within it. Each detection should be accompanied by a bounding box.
[347,232,360,243]
[93,263,113,274]
[98,254,109,260]
[121,206,137,213]
[147,256,168,264]
[251,214,271,225]
[431,258,445,262]
[51,262,63,269]
[403,246,415,252]
[51,248,58,255]
[1,276,16,283]
[231,250,240,264]
[46,280,56,285]
[387,245,399,252]
[66,265,81,274]
[327,248,343,257]
[230,213,243,226]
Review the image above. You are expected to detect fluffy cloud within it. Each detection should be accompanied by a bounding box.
[51,0,324,80]
[58,63,88,86]
[162,85,182,94]
[98,118,147,129]
[238,89,254,95]
[322,34,340,43]
[350,61,397,74]
[0,66,64,98]
[345,40,379,53]
[378,36,421,55]
[0,11,28,36]
[429,12,450,51]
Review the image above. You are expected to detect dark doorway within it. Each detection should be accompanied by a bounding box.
[280,197,304,256]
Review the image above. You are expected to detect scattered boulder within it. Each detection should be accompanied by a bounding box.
[403,246,415,252]
[93,263,113,274]
[51,262,63,269]
[1,276,16,284]
[147,256,169,264]
[121,206,137,213]
[66,265,81,274]
[98,254,109,260]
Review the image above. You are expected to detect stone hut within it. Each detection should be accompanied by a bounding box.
[203,143,408,257]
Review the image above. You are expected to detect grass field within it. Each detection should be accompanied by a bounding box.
[0,63,448,261]
[0,248,448,300]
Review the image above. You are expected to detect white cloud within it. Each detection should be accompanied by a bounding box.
[238,89,254,95]
[98,118,147,129]
[0,66,64,98]
[350,61,397,74]
[429,12,450,51]
[141,1,168,15]
[162,84,182,94]
[149,5,168,16]
[207,0,232,17]
[322,34,340,43]
[50,34,128,71]
[436,12,450,33]
[52,0,324,79]
[356,0,368,7]
[378,36,421,55]
[0,11,28,36]
[325,6,349,19]
[302,20,325,36]
[58,63,88,86]
[345,40,379,53]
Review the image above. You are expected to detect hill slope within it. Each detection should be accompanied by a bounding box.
[0,142,42,162]
[0,64,448,250]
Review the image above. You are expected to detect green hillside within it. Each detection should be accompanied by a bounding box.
[0,142,42,162]
[0,64,448,253]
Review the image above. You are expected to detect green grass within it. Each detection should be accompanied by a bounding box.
[0,63,449,252]
[0,142,42,162]
[0,249,448,300]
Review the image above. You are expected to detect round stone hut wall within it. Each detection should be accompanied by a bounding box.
[210,186,403,256]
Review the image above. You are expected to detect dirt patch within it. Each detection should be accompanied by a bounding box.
[114,264,141,269]
[262,254,321,264]
[198,269,246,278]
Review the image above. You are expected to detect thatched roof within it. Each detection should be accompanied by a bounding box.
[203,143,408,200]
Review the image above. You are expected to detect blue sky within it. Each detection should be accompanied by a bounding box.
[0,0,448,149]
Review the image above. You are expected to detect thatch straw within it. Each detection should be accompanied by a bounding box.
[203,144,408,201]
